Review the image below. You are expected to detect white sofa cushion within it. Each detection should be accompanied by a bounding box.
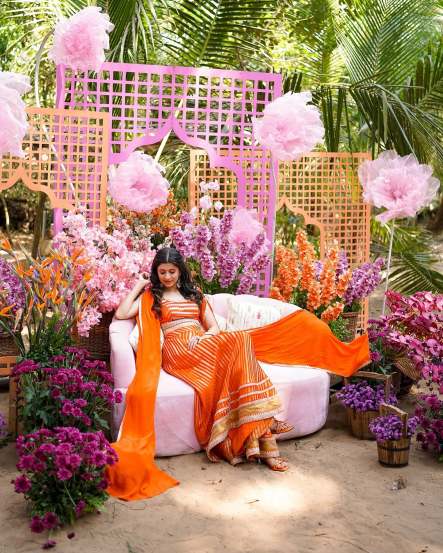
[226,296,281,330]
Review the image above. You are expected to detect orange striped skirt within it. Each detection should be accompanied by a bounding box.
[161,325,282,462]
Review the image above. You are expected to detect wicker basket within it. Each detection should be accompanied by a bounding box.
[376,403,411,467]
[344,371,392,440]
[72,311,114,361]
[342,311,359,340]
[0,331,20,357]
[393,355,421,382]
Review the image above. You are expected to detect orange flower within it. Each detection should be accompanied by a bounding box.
[321,302,344,323]
[307,281,321,311]
[1,238,12,251]
[336,269,352,297]
[0,305,14,317]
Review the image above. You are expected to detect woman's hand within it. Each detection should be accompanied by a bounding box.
[188,333,213,350]
[137,273,150,289]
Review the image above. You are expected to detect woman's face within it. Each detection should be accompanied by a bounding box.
[157,262,180,289]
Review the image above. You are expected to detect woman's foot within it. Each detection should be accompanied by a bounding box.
[270,419,294,435]
[263,457,289,472]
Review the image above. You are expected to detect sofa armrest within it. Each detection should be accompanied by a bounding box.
[109,317,137,389]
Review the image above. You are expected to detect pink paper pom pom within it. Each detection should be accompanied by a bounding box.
[358,150,439,223]
[230,207,264,247]
[0,71,31,158]
[49,7,114,72]
[108,151,170,213]
[252,92,324,161]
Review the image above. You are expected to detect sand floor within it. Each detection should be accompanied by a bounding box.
[1,388,442,553]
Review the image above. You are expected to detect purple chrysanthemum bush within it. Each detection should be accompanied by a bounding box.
[12,347,122,434]
[336,381,398,412]
[14,427,118,531]
[10,347,120,541]
[369,414,419,442]
[169,184,271,294]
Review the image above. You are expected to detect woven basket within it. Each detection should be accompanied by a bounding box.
[342,311,359,340]
[0,331,20,357]
[393,355,421,382]
[377,438,410,467]
[72,311,114,361]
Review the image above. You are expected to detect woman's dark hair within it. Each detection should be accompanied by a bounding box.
[150,247,203,318]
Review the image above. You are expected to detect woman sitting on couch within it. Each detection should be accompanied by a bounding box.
[107,247,370,501]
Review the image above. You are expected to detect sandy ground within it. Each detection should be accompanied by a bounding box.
[0,233,442,553]
[1,394,442,553]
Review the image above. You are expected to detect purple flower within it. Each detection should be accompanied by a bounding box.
[0,257,26,315]
[336,380,397,412]
[56,468,73,481]
[369,414,419,442]
[75,500,86,517]
[30,516,45,534]
[42,512,59,530]
[91,451,107,467]
[14,474,31,493]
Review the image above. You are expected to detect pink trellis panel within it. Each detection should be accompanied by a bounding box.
[56,64,282,291]
[0,107,110,227]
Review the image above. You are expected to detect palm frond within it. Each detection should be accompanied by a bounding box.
[333,0,441,85]
[389,252,443,293]
[161,0,279,68]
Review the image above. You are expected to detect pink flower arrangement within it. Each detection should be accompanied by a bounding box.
[415,394,443,460]
[53,211,155,335]
[252,92,324,161]
[48,7,114,71]
[0,71,31,157]
[358,150,439,223]
[108,151,170,214]
[230,207,264,248]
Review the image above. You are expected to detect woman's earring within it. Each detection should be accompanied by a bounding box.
[177,279,181,289]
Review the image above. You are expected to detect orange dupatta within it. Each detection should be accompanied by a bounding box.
[106,290,178,500]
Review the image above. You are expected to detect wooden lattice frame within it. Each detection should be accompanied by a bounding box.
[0,107,110,227]
[189,150,371,327]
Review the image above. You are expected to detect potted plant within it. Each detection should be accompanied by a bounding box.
[336,371,397,439]
[369,404,419,467]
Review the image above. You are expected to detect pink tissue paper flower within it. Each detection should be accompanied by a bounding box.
[0,71,31,157]
[358,150,439,223]
[108,151,170,213]
[49,7,114,72]
[252,92,324,161]
[230,207,263,247]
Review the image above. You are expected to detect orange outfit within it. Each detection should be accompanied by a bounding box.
[107,291,370,501]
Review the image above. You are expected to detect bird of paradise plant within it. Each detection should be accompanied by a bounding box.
[0,238,95,363]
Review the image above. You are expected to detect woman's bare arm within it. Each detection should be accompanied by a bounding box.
[115,276,149,319]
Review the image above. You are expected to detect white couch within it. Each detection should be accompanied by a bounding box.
[109,293,330,456]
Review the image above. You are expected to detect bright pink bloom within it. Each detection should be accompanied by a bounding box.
[49,7,114,71]
[108,151,170,213]
[230,207,263,247]
[358,150,439,223]
[252,92,324,161]
[0,71,31,157]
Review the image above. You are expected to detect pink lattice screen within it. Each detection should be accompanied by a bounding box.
[190,150,371,327]
[0,107,110,226]
[56,64,282,290]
